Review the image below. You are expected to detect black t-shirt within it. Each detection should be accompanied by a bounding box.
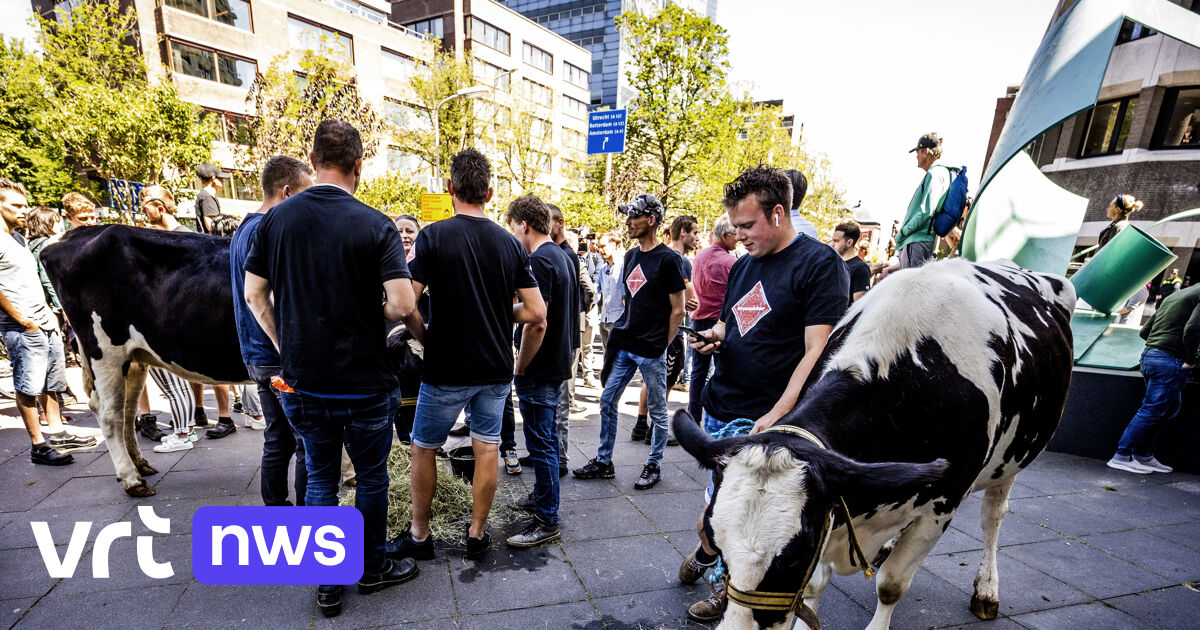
[559,241,583,346]
[517,241,578,381]
[244,185,410,395]
[609,243,686,358]
[409,214,538,385]
[844,255,871,305]
[195,190,220,234]
[674,249,693,281]
[702,235,849,422]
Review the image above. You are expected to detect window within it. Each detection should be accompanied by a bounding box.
[1115,18,1156,44]
[1152,86,1200,148]
[288,15,353,63]
[469,17,510,54]
[324,0,386,25]
[165,0,252,31]
[1078,96,1138,158]
[407,17,444,40]
[591,57,602,75]
[523,42,552,73]
[383,99,430,132]
[387,146,423,173]
[194,170,260,201]
[382,48,428,83]
[170,40,256,88]
[573,35,604,47]
[202,109,253,145]
[524,78,552,107]
[562,127,586,152]
[532,3,605,24]
[565,62,589,88]
[530,117,551,140]
[473,59,511,92]
[562,95,588,119]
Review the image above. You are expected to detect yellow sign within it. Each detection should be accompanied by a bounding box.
[420,193,454,222]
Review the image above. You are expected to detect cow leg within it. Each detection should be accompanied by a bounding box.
[123,363,157,478]
[865,516,946,630]
[971,478,1014,619]
[92,358,154,497]
[801,560,833,617]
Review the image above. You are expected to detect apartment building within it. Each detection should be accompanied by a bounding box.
[390,0,592,194]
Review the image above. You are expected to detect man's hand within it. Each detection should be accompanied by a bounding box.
[689,327,723,355]
[19,318,38,333]
[686,296,699,312]
[749,408,786,435]
[1185,363,1194,370]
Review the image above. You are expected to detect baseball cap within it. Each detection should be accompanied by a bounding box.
[618,194,665,224]
[908,133,941,153]
[195,162,221,180]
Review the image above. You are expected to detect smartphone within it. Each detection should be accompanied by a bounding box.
[678,325,703,341]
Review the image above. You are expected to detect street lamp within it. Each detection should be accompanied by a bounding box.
[432,85,492,191]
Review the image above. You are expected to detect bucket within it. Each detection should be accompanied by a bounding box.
[1070,225,1176,314]
[446,446,475,483]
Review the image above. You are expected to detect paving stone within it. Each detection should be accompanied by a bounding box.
[14,583,186,629]
[165,582,315,629]
[612,464,701,495]
[815,584,874,629]
[375,618,461,630]
[0,502,133,550]
[922,549,1092,615]
[948,500,1062,547]
[627,491,705,534]
[52,533,193,593]
[564,534,684,599]
[558,475,622,502]
[0,597,36,629]
[0,464,72,512]
[1080,529,1200,583]
[0,546,67,598]
[1001,539,1174,599]
[559,497,658,542]
[316,558,458,628]
[938,618,1026,629]
[663,530,701,559]
[670,461,712,486]
[459,600,600,629]
[1009,599,1155,629]
[833,567,981,628]
[451,543,587,614]
[132,495,241,536]
[592,584,711,629]
[169,441,262,472]
[150,467,257,500]
[1057,489,1197,529]
[1005,495,1130,538]
[1144,521,1200,552]
[31,473,138,509]
[1119,480,1200,514]
[1106,585,1200,630]
[930,526,983,556]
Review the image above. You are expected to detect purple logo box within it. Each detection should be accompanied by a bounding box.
[192,506,363,585]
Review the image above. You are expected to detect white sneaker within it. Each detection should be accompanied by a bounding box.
[162,429,196,443]
[246,417,266,430]
[155,434,194,453]
[1106,455,1154,474]
[1135,456,1173,473]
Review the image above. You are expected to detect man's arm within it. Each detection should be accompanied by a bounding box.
[684,281,699,313]
[514,313,547,375]
[382,277,417,323]
[689,320,725,354]
[667,290,685,341]
[514,286,547,325]
[0,292,36,331]
[851,290,867,302]
[244,271,278,350]
[402,280,427,346]
[749,323,835,434]
[1183,302,1200,369]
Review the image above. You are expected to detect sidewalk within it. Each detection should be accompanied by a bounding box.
[0,372,1198,629]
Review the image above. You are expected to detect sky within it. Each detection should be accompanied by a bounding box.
[718,0,1058,226]
[0,0,36,46]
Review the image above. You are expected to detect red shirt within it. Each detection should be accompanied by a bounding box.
[692,242,736,320]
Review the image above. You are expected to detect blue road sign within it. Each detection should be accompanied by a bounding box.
[587,109,627,155]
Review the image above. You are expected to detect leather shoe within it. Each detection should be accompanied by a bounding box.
[316,585,343,618]
[205,421,237,439]
[357,557,419,594]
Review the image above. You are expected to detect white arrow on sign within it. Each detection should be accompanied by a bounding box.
[602,137,609,150]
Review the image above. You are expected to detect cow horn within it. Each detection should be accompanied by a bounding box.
[673,409,748,470]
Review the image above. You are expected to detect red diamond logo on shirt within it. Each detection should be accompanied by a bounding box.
[626,263,647,297]
[732,281,772,335]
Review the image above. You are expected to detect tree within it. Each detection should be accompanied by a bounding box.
[356,171,425,216]
[482,95,556,193]
[241,51,385,180]
[0,39,75,204]
[386,46,475,180]
[556,191,621,234]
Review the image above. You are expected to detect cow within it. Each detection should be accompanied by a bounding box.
[41,225,249,497]
[674,259,1075,630]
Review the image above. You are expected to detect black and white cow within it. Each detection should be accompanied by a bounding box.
[675,259,1075,630]
[41,225,249,497]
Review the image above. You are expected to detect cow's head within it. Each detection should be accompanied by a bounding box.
[672,411,948,629]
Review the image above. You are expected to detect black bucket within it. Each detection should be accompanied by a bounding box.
[446,446,475,483]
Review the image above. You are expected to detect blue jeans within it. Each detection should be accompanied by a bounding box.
[598,348,668,465]
[278,387,399,573]
[688,317,718,421]
[1,328,67,396]
[1116,349,1193,458]
[246,365,307,507]
[412,383,509,449]
[515,375,562,525]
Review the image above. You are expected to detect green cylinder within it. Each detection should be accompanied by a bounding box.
[1071,225,1176,314]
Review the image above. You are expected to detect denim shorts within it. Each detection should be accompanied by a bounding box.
[411,382,510,449]
[1,327,67,396]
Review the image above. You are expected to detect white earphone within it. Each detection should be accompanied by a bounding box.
[774,213,780,226]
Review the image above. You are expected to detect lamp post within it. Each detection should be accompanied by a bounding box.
[432,85,491,192]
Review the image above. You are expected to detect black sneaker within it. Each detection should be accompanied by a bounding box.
[357,557,419,594]
[465,528,491,561]
[31,443,73,466]
[630,416,649,441]
[205,419,236,439]
[514,492,536,512]
[559,465,568,478]
[137,414,167,441]
[44,431,97,452]
[231,399,244,414]
[634,463,661,490]
[192,408,209,427]
[316,585,342,618]
[506,519,560,548]
[386,528,435,560]
[572,458,615,479]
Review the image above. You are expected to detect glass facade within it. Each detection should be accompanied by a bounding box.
[500,0,622,108]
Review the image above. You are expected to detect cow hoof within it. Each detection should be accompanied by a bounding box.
[970,595,999,620]
[125,481,156,498]
[136,461,158,476]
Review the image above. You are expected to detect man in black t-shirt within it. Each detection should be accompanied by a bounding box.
[244,120,420,617]
[504,195,576,548]
[387,149,545,564]
[830,220,871,305]
[573,194,685,491]
[680,166,848,622]
[194,162,222,234]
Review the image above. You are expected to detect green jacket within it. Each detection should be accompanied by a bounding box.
[896,164,950,250]
[28,236,61,311]
[1140,284,1200,364]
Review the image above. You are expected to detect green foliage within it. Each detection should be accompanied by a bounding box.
[356,171,425,215]
[387,45,475,178]
[241,51,385,181]
[555,191,621,233]
[0,40,74,204]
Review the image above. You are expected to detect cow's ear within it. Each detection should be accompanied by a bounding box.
[809,450,950,504]
[672,409,748,470]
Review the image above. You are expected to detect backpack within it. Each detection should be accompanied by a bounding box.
[932,166,969,237]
